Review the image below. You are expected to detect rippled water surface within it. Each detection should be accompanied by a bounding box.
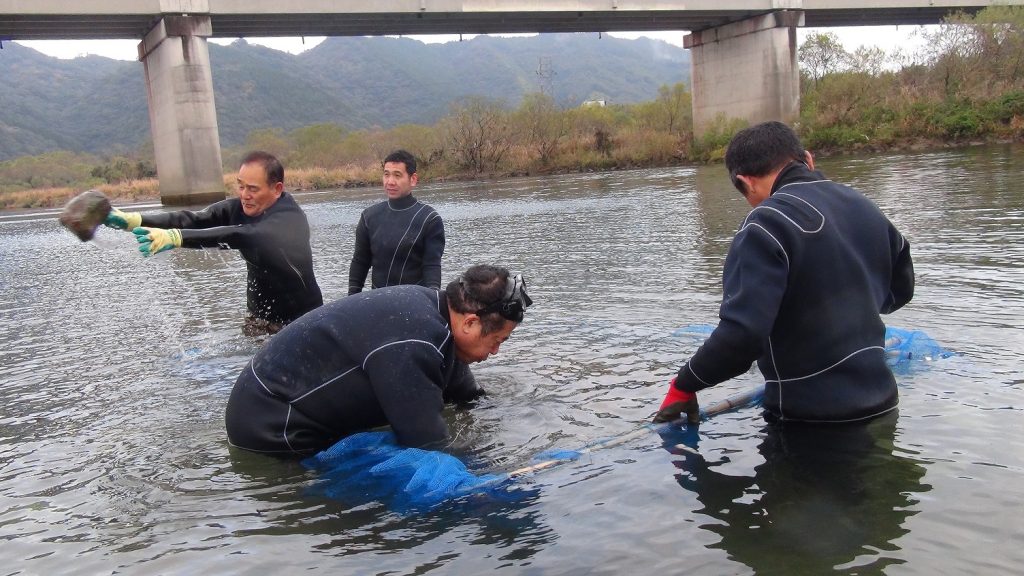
[2,146,1023,574]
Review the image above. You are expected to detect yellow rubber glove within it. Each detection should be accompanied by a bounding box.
[132,227,182,257]
[104,208,142,231]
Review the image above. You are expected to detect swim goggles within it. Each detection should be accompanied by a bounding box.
[473,274,533,322]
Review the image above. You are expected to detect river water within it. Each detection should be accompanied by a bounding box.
[2,145,1023,575]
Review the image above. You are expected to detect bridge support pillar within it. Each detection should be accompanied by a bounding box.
[686,10,804,138]
[138,15,224,206]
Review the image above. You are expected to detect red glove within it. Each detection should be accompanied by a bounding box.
[653,377,700,424]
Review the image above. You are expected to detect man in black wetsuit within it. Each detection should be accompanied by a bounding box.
[104,151,323,335]
[347,149,444,294]
[225,264,532,456]
[654,121,915,425]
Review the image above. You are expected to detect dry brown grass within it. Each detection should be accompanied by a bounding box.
[1,166,384,211]
[286,164,379,190]
[0,179,163,210]
[0,187,81,210]
[95,179,163,203]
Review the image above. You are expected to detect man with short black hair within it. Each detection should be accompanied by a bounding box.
[104,151,323,335]
[654,121,915,425]
[348,149,445,294]
[225,264,532,455]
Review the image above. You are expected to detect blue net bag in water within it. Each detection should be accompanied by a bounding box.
[302,431,508,509]
[884,326,954,370]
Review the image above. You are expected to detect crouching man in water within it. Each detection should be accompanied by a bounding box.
[654,121,914,425]
[225,264,532,456]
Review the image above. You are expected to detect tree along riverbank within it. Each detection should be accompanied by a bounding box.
[2,6,1022,211]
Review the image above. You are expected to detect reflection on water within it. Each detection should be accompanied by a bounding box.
[661,412,929,574]
[1,145,1023,574]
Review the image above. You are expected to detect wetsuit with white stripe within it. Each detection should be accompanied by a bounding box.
[140,193,323,325]
[348,194,444,294]
[675,163,915,422]
[224,285,482,455]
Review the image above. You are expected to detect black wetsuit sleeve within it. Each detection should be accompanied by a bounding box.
[362,340,450,448]
[677,223,788,392]
[163,205,289,251]
[139,200,233,230]
[174,226,250,249]
[882,232,914,314]
[420,213,445,290]
[140,200,249,248]
[348,214,371,295]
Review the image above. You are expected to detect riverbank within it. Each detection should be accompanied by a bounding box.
[0,157,689,211]
[0,165,378,211]
[3,137,1012,211]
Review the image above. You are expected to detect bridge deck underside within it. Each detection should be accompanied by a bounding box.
[0,8,981,41]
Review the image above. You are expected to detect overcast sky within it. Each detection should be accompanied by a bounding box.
[15,26,931,61]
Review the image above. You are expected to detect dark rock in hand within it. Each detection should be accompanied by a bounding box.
[59,190,112,241]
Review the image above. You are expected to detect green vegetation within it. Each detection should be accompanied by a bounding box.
[3,7,1023,210]
[798,6,1024,152]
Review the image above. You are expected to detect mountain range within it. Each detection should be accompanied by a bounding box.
[1,34,690,162]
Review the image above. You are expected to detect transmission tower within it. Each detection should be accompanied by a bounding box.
[536,57,555,98]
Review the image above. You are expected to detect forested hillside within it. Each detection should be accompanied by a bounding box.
[0,34,690,161]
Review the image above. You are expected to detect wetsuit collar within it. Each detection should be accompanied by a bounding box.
[771,162,826,195]
[387,194,418,210]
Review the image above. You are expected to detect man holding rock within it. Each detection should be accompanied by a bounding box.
[104,150,323,335]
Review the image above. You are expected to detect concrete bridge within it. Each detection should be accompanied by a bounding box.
[2,1,1019,204]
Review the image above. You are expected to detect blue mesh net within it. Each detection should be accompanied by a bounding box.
[884,326,955,373]
[302,431,509,509]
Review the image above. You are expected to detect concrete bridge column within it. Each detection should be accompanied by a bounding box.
[138,15,224,206]
[686,10,804,137]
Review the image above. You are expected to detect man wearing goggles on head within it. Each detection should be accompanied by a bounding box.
[464,273,532,323]
[225,264,532,456]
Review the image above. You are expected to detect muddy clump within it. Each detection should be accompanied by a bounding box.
[59,190,113,241]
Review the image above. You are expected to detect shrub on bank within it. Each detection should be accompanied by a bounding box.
[802,125,870,150]
[983,90,1024,139]
[612,129,683,167]
[691,115,747,163]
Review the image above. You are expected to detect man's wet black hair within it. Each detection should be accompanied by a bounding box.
[383,149,417,176]
[240,150,284,186]
[725,121,806,194]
